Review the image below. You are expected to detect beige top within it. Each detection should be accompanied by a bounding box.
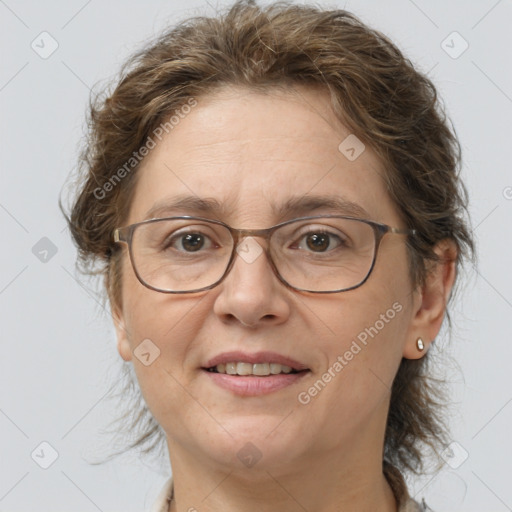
[149,464,432,512]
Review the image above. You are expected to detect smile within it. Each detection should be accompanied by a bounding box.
[206,362,302,376]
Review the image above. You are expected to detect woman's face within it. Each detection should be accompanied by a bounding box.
[114,85,424,474]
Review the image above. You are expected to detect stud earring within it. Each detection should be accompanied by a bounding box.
[416,337,425,351]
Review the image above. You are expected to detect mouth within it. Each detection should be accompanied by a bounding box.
[202,365,310,396]
[204,362,306,376]
[200,352,311,396]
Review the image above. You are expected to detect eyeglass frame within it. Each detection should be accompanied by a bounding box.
[113,214,417,294]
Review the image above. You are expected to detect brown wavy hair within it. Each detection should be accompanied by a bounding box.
[61,0,474,486]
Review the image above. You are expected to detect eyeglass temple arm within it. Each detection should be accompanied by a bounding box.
[113,228,126,243]
[390,227,417,235]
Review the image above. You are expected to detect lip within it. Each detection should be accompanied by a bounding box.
[202,370,310,396]
[202,351,309,372]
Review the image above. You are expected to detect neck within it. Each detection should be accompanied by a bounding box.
[166,444,398,512]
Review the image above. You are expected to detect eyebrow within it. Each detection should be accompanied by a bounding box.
[144,194,371,221]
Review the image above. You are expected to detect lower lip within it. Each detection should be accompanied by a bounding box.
[202,369,310,396]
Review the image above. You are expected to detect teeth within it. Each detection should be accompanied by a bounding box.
[253,363,270,376]
[270,363,283,374]
[237,362,254,375]
[212,362,295,375]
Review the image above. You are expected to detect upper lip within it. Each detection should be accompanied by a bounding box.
[203,351,310,371]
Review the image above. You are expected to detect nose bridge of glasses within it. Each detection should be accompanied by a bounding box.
[228,226,281,288]
[231,226,273,247]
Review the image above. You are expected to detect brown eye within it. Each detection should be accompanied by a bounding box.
[178,233,205,252]
[294,230,346,253]
[305,233,331,252]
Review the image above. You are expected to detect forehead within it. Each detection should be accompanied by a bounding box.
[127,85,398,227]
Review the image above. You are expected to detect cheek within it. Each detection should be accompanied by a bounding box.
[320,291,407,380]
[295,296,409,447]
[120,292,203,432]
[305,246,413,412]
[123,287,203,366]
[118,261,199,396]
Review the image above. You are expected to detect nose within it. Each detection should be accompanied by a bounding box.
[212,236,291,328]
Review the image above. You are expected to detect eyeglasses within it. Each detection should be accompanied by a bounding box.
[113,215,416,294]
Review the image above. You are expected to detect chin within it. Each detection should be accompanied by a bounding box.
[198,417,307,470]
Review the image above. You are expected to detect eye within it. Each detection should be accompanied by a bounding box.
[164,230,216,252]
[293,229,347,253]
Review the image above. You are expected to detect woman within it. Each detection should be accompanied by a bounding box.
[64,1,474,510]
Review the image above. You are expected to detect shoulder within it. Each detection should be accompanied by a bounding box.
[149,476,173,512]
[384,462,434,512]
[401,496,435,511]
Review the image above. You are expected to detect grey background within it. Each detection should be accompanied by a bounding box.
[1,0,511,510]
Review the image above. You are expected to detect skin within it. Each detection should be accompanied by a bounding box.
[112,84,457,512]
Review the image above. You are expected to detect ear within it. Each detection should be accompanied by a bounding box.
[105,265,132,362]
[112,304,132,362]
[403,239,458,359]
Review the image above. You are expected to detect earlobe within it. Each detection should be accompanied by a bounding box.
[403,239,458,360]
